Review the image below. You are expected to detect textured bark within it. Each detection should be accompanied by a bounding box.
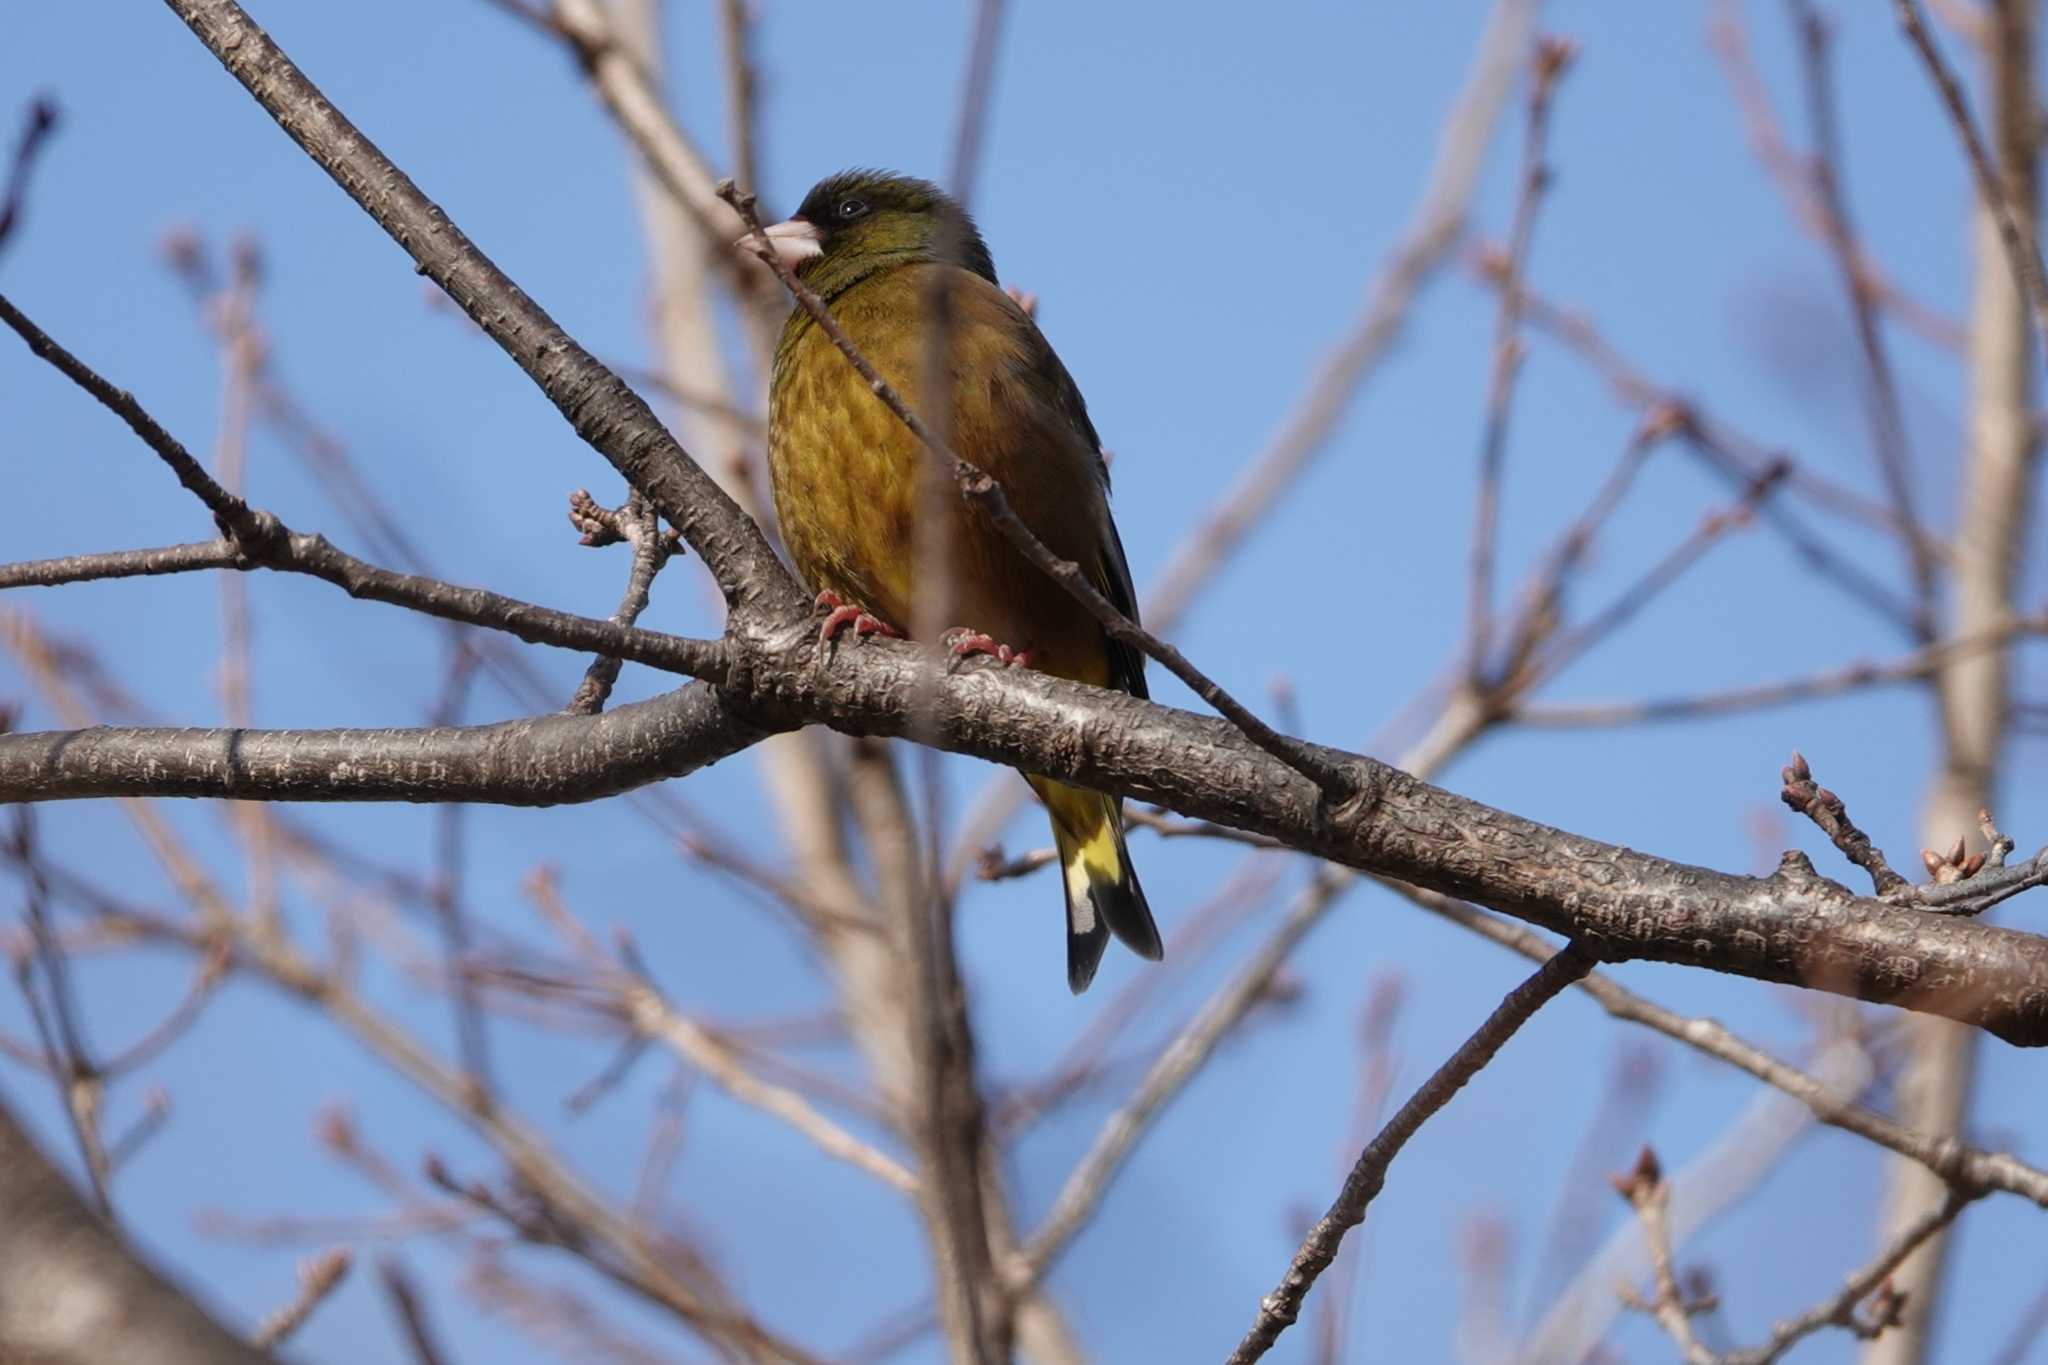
[0,680,764,805]
[9,625,2048,1044]
[0,1097,276,1365]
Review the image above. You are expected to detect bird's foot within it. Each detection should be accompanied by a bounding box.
[814,591,903,649]
[943,628,1036,672]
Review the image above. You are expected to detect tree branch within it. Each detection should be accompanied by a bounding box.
[1896,0,2048,352]
[1224,941,1598,1363]
[1,680,766,806]
[12,631,2048,1042]
[0,1095,279,1365]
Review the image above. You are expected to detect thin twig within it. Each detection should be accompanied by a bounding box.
[9,806,111,1215]
[717,0,762,206]
[1515,611,2048,726]
[1468,36,1573,685]
[0,292,264,542]
[625,983,918,1195]
[206,239,280,936]
[526,870,918,1194]
[1780,749,1910,895]
[1007,869,1356,1296]
[429,644,493,1099]
[1896,0,2048,352]
[0,541,245,589]
[1517,462,1789,693]
[1708,0,1964,350]
[102,945,230,1076]
[1786,0,1935,638]
[103,1087,173,1174]
[250,1248,352,1349]
[567,493,676,715]
[948,0,1008,206]
[1399,886,2048,1208]
[0,292,726,680]
[0,96,59,255]
[1502,280,1934,631]
[1314,972,1409,1364]
[379,1258,454,1365]
[1612,1148,1712,1364]
[1718,1187,1974,1364]
[1225,941,1599,1364]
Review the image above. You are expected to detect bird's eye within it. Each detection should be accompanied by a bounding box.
[836,197,869,220]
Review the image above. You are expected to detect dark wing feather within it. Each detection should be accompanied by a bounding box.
[1001,306,1150,701]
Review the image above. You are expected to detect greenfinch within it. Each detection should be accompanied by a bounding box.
[758,169,1162,992]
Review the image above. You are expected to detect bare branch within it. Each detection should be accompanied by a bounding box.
[14,630,2048,1040]
[0,96,59,256]
[1780,750,1912,896]
[1225,941,1598,1363]
[948,0,1008,206]
[1719,1188,1974,1364]
[1007,868,1356,1294]
[1515,611,2048,726]
[1611,1147,1714,1364]
[0,1097,279,1365]
[1143,0,1536,630]
[1785,0,1936,637]
[0,296,727,682]
[249,1248,352,1349]
[379,1258,454,1365]
[1468,36,1573,683]
[0,291,265,543]
[544,0,785,361]
[0,540,243,589]
[1861,8,2037,1354]
[1896,0,2048,351]
[566,493,679,715]
[1402,887,2048,1208]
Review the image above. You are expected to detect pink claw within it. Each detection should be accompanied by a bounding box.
[944,628,1035,671]
[815,591,902,646]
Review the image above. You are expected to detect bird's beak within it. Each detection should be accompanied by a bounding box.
[743,218,824,269]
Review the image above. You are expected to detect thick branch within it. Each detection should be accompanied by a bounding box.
[11,631,2048,1044]
[1,681,765,806]
[0,1096,277,1365]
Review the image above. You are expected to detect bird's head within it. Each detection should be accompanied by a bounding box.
[747,170,998,297]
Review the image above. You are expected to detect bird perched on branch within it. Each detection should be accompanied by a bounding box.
[753,169,1162,992]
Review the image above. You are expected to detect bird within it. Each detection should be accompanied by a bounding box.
[753,169,1163,992]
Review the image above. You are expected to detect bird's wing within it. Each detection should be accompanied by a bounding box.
[954,274,1149,701]
[1091,508,1149,702]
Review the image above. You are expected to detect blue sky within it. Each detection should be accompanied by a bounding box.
[3,2,2045,1362]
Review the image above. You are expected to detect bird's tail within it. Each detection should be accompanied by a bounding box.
[1030,777,1163,993]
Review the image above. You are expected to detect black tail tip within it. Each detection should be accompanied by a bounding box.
[1066,865,1162,993]
[1096,862,1163,962]
[1067,917,1110,994]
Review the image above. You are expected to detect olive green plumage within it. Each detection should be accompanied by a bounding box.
[764,169,1162,992]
